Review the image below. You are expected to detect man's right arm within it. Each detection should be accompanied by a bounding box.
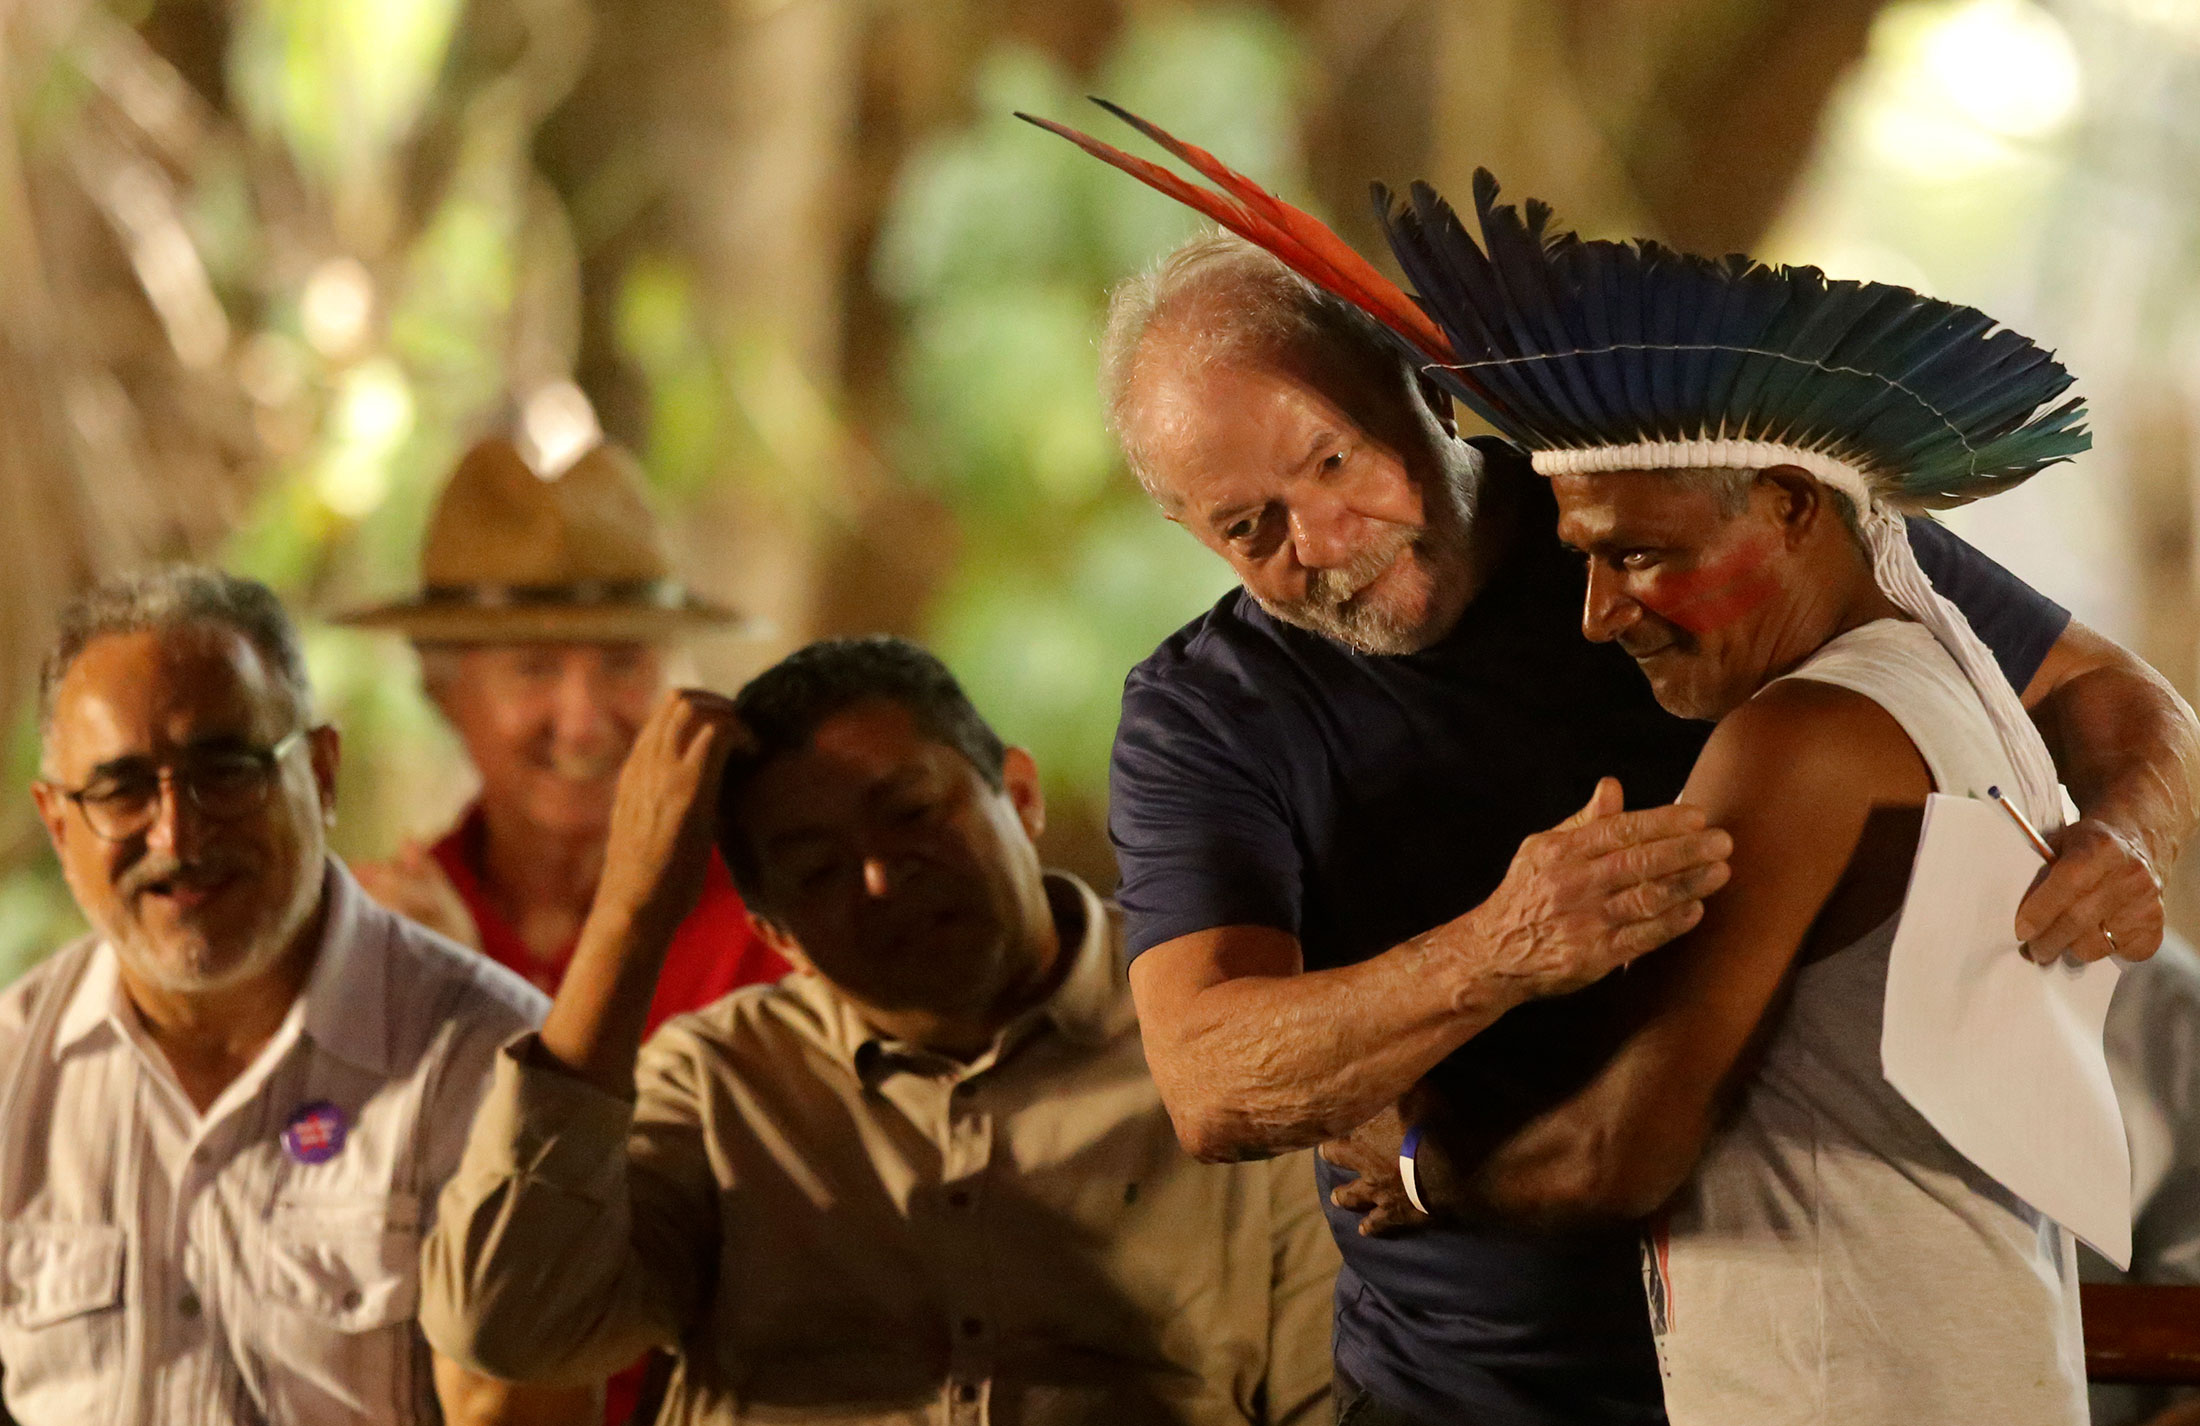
[1130,777,1731,1161]
[420,690,739,1381]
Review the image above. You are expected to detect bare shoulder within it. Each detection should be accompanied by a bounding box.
[1675,675,1936,967]
[1690,675,1933,821]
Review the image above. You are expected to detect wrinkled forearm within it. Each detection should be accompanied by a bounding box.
[2034,651,2200,872]
[419,1044,686,1385]
[1144,926,1525,1162]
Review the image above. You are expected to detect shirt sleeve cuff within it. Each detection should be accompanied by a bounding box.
[465,1032,639,1197]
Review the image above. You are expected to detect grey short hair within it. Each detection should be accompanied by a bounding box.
[1667,466,1756,517]
[39,567,314,735]
[1664,465,1861,535]
[1100,230,1416,496]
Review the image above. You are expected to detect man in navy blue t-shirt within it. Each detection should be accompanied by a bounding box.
[1103,236,2198,1425]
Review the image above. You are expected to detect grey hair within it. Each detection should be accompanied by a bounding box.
[1666,467,1756,517]
[1664,465,1862,536]
[1100,230,1418,497]
[39,567,315,736]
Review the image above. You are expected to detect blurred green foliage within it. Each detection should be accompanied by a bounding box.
[880,7,1306,797]
[0,0,499,974]
[0,0,1311,974]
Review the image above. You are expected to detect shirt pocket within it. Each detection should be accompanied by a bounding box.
[259,1195,425,1422]
[0,1222,127,1420]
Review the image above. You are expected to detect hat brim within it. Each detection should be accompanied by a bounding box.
[330,596,754,644]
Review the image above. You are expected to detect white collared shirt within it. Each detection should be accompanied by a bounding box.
[0,860,547,1425]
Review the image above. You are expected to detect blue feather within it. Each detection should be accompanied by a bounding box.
[1358,166,2088,501]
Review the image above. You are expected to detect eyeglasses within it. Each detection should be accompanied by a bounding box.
[51,729,308,841]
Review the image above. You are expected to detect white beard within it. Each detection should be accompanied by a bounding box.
[103,853,327,997]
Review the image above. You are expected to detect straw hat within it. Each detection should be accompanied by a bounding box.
[334,437,746,643]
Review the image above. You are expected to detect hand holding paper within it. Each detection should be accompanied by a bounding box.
[1882,792,2131,1267]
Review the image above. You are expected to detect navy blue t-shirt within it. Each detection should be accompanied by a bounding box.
[1108,463,2071,1426]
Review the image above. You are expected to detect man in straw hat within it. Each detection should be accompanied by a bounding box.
[1024,106,2200,1426]
[340,436,785,1027]
[338,436,786,1424]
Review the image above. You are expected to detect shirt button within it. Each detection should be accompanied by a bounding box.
[177,1289,201,1319]
[947,1189,972,1209]
[953,1381,979,1404]
[961,1316,983,1338]
[342,1289,363,1310]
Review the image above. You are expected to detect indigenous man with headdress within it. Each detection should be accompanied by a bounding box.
[1026,106,2200,1426]
[337,436,787,1424]
[1352,176,2118,1423]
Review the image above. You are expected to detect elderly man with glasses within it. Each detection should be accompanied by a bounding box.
[0,566,587,1425]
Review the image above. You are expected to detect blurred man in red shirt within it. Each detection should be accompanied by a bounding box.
[344,435,786,1421]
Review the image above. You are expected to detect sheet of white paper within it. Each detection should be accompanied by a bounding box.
[1882,792,2130,1268]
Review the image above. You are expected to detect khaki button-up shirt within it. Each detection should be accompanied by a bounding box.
[0,861,547,1425]
[422,872,1339,1425]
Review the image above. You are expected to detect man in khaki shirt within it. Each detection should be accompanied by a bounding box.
[421,636,1338,1425]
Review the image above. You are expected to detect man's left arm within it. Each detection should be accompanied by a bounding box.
[2020,617,2200,962]
[1912,519,2200,962]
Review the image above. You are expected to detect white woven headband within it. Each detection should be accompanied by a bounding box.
[1529,440,1876,508]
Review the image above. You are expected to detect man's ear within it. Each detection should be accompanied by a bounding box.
[29,776,68,855]
[308,724,342,827]
[747,911,812,975]
[1001,746,1045,841]
[1759,465,1824,543]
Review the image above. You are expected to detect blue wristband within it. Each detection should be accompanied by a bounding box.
[1398,1124,1429,1214]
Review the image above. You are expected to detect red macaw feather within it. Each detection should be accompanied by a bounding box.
[1016,104,1457,370]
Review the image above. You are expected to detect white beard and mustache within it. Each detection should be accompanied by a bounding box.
[102,845,326,996]
[1254,479,1474,656]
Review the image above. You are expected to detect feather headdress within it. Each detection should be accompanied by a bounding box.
[1025,101,2089,821]
[1375,174,2090,510]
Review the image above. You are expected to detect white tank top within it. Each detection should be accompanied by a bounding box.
[1647,619,2087,1426]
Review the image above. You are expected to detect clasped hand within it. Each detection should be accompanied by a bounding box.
[596,688,752,936]
[1319,1104,1427,1237]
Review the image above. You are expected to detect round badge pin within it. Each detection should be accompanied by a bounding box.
[281,1101,348,1165]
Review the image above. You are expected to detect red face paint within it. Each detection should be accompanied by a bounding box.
[1635,535,1784,637]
